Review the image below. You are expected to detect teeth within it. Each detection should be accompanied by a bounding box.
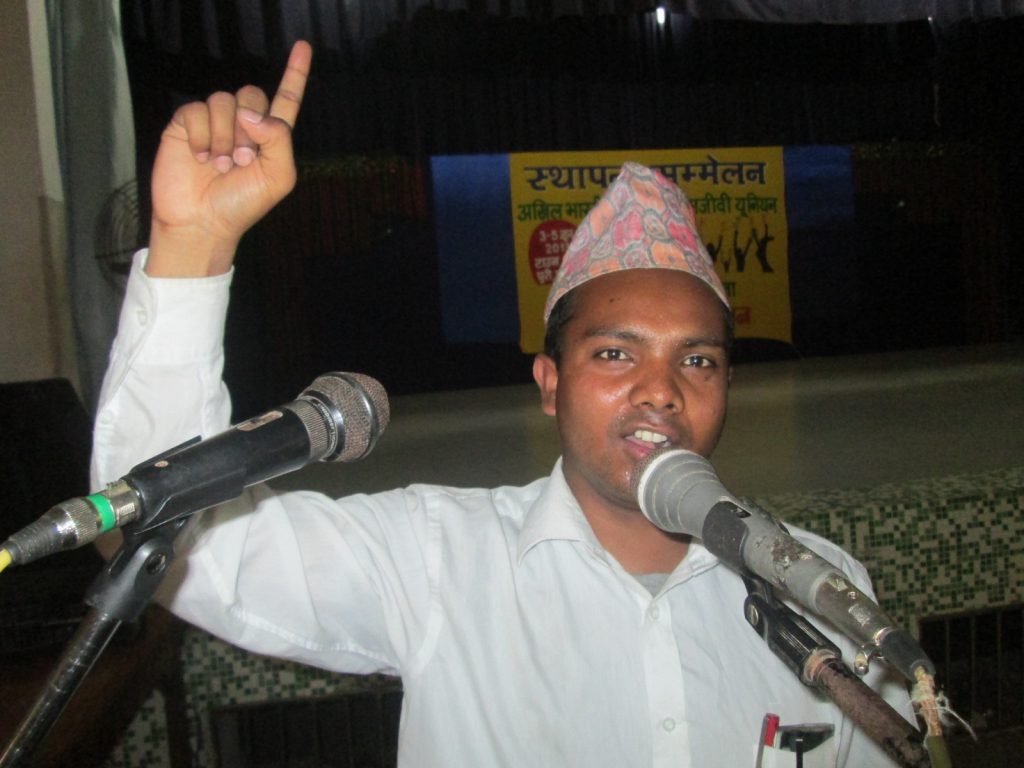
[634,430,668,444]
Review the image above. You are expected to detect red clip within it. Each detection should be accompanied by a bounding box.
[761,713,780,747]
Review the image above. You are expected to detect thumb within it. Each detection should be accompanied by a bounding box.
[236,108,297,186]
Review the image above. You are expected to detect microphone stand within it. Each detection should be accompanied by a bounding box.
[0,517,188,767]
[1,431,258,765]
[742,576,947,768]
[0,373,387,765]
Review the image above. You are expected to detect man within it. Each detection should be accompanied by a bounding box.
[91,41,911,766]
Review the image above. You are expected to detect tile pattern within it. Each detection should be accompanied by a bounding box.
[759,466,1024,631]
[103,465,1024,767]
[104,691,168,768]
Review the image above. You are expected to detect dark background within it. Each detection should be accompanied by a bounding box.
[118,3,1024,416]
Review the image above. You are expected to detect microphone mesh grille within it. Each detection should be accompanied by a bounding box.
[307,372,390,462]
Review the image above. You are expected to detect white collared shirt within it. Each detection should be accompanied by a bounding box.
[91,253,910,767]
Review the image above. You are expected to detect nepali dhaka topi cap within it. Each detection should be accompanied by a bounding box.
[543,161,730,322]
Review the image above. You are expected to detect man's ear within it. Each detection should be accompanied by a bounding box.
[533,354,558,416]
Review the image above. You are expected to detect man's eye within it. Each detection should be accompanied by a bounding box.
[683,355,715,368]
[596,349,629,361]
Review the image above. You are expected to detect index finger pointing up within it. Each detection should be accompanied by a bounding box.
[270,40,313,129]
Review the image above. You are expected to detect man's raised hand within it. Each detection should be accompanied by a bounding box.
[147,41,313,277]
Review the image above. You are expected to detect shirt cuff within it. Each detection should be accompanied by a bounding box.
[117,249,235,365]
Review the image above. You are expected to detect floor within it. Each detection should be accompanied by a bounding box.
[276,341,1024,500]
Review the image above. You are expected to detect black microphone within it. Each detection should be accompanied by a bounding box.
[633,448,933,683]
[1,372,389,568]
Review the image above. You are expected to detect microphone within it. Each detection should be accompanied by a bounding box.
[633,448,933,683]
[1,372,389,568]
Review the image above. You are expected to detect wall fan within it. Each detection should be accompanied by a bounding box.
[94,178,146,294]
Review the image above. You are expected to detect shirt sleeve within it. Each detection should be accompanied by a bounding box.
[91,250,235,489]
[89,251,432,675]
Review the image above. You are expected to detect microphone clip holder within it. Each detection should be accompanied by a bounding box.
[742,574,842,688]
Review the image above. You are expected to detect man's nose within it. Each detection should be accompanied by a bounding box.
[630,362,683,412]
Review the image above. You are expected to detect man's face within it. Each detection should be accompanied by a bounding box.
[533,269,731,520]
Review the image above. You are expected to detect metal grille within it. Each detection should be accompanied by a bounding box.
[919,604,1024,765]
[212,689,402,768]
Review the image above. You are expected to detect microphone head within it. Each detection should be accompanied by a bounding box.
[632,448,733,535]
[304,372,390,462]
[630,447,677,505]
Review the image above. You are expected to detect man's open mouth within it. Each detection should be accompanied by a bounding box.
[632,429,670,447]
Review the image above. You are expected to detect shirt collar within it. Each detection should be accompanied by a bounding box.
[516,459,724,585]
[516,459,604,564]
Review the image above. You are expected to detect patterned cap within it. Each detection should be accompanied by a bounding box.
[543,162,729,322]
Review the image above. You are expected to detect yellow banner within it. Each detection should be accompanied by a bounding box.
[510,149,790,353]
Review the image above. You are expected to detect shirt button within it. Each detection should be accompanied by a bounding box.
[98,411,114,425]
[648,605,660,621]
[136,309,148,326]
[662,718,676,732]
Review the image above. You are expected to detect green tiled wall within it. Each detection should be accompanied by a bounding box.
[761,466,1024,631]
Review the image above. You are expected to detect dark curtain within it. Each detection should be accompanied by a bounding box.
[118,2,1024,409]
[123,7,957,160]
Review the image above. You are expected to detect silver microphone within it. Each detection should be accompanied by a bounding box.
[633,448,933,682]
